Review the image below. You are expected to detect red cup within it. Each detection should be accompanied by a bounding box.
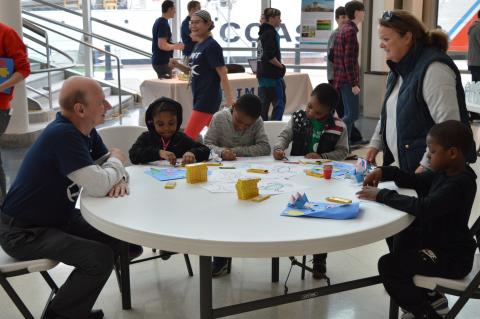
[323,164,333,179]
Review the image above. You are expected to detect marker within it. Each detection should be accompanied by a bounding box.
[150,167,161,172]
[305,170,323,178]
[251,194,271,202]
[247,168,269,174]
[206,162,223,166]
[219,166,236,169]
[283,161,300,164]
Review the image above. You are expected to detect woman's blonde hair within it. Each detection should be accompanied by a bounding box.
[379,10,449,53]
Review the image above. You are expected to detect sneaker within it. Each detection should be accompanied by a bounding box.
[212,257,229,277]
[401,291,449,319]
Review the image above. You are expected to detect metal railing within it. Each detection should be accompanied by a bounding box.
[23,19,75,110]
[22,10,152,58]
[24,18,124,122]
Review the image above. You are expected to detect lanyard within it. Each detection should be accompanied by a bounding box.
[161,137,171,150]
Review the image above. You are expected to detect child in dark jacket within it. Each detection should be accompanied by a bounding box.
[129,97,210,165]
[273,83,349,280]
[357,120,477,319]
[273,83,349,161]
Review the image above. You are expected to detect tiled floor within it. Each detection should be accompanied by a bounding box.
[1,115,480,319]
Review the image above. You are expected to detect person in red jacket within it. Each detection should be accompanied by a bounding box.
[0,22,30,203]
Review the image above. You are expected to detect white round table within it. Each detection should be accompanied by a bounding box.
[80,157,415,318]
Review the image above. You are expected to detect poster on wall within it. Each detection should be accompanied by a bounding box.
[300,0,334,48]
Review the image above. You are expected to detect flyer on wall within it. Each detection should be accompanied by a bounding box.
[300,0,334,49]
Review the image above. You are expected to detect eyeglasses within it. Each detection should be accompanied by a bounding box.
[381,11,397,22]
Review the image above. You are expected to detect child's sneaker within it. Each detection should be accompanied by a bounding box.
[401,291,449,319]
[212,257,229,277]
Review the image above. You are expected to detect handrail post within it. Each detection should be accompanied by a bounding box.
[82,0,93,78]
[115,56,122,125]
[104,45,113,80]
[45,32,53,110]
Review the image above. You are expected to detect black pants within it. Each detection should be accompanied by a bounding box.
[0,210,125,319]
[153,64,173,79]
[378,248,473,317]
[469,65,480,82]
[0,109,11,205]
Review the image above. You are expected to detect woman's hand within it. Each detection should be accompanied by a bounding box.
[182,152,196,165]
[305,152,321,159]
[365,147,379,165]
[273,149,285,160]
[356,186,380,201]
[363,168,382,187]
[159,150,177,166]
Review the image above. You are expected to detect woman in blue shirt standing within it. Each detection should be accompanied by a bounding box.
[171,10,234,140]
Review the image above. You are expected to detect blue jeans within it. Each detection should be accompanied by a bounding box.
[340,84,359,143]
[258,79,286,121]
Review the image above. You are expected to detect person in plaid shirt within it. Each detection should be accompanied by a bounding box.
[333,1,365,145]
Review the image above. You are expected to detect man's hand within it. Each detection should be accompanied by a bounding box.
[182,151,196,165]
[273,149,285,160]
[109,148,127,164]
[221,149,237,161]
[305,152,321,159]
[352,85,361,96]
[365,147,379,165]
[108,179,129,198]
[356,186,380,201]
[363,168,382,187]
[160,150,177,166]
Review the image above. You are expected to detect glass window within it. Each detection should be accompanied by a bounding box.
[437,0,476,80]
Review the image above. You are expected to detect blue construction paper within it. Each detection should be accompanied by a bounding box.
[0,57,14,94]
[145,168,186,181]
[281,202,360,220]
[309,161,355,178]
[145,168,212,181]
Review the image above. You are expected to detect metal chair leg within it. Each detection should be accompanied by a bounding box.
[388,298,399,319]
[301,255,307,280]
[184,254,194,276]
[0,273,35,319]
[227,257,232,274]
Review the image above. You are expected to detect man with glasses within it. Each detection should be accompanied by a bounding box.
[333,1,365,146]
[257,7,286,121]
[152,0,184,79]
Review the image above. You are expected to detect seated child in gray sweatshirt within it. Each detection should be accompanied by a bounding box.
[204,94,270,277]
[204,94,271,161]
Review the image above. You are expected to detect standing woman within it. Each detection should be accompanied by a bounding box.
[171,10,234,140]
[365,10,476,317]
[366,10,475,173]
